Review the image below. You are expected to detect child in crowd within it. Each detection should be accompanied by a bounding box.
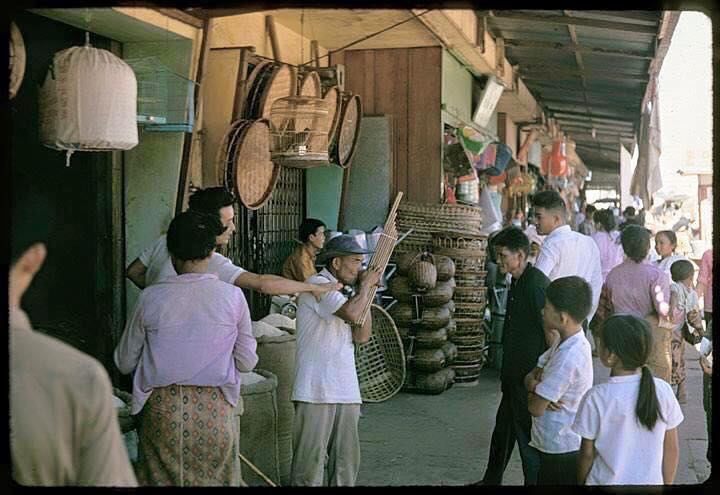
[573,314,683,485]
[668,259,705,403]
[524,276,594,485]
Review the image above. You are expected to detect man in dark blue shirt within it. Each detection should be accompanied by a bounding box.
[477,227,550,485]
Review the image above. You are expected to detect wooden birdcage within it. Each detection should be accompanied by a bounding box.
[269,95,330,168]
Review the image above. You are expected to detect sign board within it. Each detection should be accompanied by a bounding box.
[472,76,505,128]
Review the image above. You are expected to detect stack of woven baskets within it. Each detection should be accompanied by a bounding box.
[388,252,458,394]
[392,201,483,261]
[431,230,489,386]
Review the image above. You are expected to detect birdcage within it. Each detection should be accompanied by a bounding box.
[125,57,196,132]
[269,95,330,168]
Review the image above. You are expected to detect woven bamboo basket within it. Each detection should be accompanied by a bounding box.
[454,271,488,288]
[231,120,280,210]
[388,302,418,327]
[447,299,456,316]
[451,362,484,383]
[407,253,437,291]
[445,319,457,339]
[432,231,488,252]
[402,367,455,395]
[298,70,321,97]
[397,201,483,220]
[387,275,412,300]
[329,93,362,168]
[396,252,420,275]
[447,256,488,273]
[454,302,486,320]
[354,305,406,403]
[244,62,296,119]
[322,85,342,146]
[419,304,452,330]
[455,343,486,364]
[450,332,486,347]
[435,255,456,281]
[453,286,487,304]
[454,318,484,336]
[414,326,448,349]
[441,341,458,363]
[410,347,447,373]
[420,279,454,307]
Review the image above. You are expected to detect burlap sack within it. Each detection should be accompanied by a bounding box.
[238,370,280,486]
[256,333,296,486]
[646,315,672,383]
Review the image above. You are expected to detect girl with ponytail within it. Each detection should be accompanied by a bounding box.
[573,314,684,485]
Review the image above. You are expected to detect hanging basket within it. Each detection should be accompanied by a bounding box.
[323,85,342,145]
[408,252,438,291]
[244,62,296,120]
[298,70,321,97]
[354,304,406,403]
[269,96,330,168]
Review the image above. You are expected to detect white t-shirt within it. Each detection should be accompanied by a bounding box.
[530,330,594,454]
[138,235,246,287]
[572,373,684,485]
[535,225,604,320]
[292,268,361,404]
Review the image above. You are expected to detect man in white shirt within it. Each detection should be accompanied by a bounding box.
[524,276,594,485]
[290,235,382,486]
[126,187,340,297]
[532,190,603,345]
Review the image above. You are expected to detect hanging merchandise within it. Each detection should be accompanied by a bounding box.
[443,141,472,176]
[458,126,493,155]
[474,143,497,172]
[541,138,568,177]
[488,171,507,186]
[39,36,138,166]
[485,142,512,176]
[478,185,502,234]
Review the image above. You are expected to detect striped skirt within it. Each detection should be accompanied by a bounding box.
[136,385,241,486]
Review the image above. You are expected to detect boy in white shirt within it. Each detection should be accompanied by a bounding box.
[524,276,594,485]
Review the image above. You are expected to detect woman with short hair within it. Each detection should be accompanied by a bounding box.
[654,230,687,275]
[591,209,624,281]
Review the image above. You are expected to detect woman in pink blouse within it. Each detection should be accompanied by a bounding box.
[591,225,672,382]
[115,211,258,486]
[590,209,624,281]
[696,248,713,332]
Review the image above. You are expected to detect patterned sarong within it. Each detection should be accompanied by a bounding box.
[670,328,686,385]
[136,385,241,486]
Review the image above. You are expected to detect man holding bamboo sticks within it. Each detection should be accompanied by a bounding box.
[290,235,382,486]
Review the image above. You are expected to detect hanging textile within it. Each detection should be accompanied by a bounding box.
[631,76,662,208]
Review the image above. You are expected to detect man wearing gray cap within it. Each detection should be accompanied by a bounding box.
[290,235,382,486]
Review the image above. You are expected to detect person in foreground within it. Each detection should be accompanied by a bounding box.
[10,241,136,486]
[478,227,549,485]
[524,276,594,485]
[115,211,259,486]
[290,235,382,486]
[573,314,683,485]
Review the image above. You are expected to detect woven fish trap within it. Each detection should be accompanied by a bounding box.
[453,287,487,304]
[453,301,486,319]
[355,304,406,403]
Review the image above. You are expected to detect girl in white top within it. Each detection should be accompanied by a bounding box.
[573,314,684,485]
[654,230,687,275]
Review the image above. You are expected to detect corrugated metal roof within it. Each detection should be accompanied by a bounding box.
[483,9,664,174]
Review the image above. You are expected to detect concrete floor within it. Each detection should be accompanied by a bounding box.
[357,343,711,486]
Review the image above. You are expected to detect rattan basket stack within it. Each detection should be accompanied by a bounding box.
[392,201,483,261]
[388,252,458,394]
[431,230,489,386]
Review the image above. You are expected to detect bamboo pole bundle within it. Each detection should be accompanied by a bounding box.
[356,192,403,326]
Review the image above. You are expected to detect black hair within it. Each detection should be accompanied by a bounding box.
[166,211,224,262]
[670,259,694,283]
[585,204,597,215]
[532,190,566,215]
[491,226,530,257]
[656,230,678,248]
[545,276,592,324]
[624,206,636,217]
[598,314,663,430]
[299,218,326,243]
[188,187,235,216]
[594,208,616,232]
[620,224,651,262]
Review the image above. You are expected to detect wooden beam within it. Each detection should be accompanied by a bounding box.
[520,64,649,81]
[560,124,635,135]
[556,120,636,132]
[528,81,644,98]
[575,10,661,24]
[155,8,205,29]
[496,36,505,77]
[542,99,639,114]
[550,109,637,122]
[487,11,658,34]
[310,40,320,67]
[476,15,487,53]
[504,38,653,60]
[522,72,649,83]
[265,15,281,62]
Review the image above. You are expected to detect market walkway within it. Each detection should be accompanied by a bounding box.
[357,343,711,486]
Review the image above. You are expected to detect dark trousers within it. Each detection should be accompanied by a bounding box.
[537,450,579,485]
[704,311,713,340]
[482,384,540,485]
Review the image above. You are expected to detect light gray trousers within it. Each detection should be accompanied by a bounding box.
[290,402,361,486]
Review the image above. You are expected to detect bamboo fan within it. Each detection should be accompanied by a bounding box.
[355,192,404,327]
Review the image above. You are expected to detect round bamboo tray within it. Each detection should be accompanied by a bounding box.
[217,119,250,190]
[354,304,406,403]
[432,231,488,251]
[453,286,487,304]
[446,257,487,274]
[414,326,448,349]
[243,61,274,119]
[454,318,483,336]
[330,93,362,168]
[454,271,488,288]
[9,22,25,99]
[232,119,280,210]
[298,70,321,97]
[455,342,486,363]
[245,62,296,119]
[453,302,486,320]
[323,85,341,145]
[450,332,486,346]
[451,362,484,384]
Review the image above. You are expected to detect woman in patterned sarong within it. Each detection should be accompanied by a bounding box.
[115,211,258,486]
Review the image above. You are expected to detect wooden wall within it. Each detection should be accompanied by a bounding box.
[331,46,443,204]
